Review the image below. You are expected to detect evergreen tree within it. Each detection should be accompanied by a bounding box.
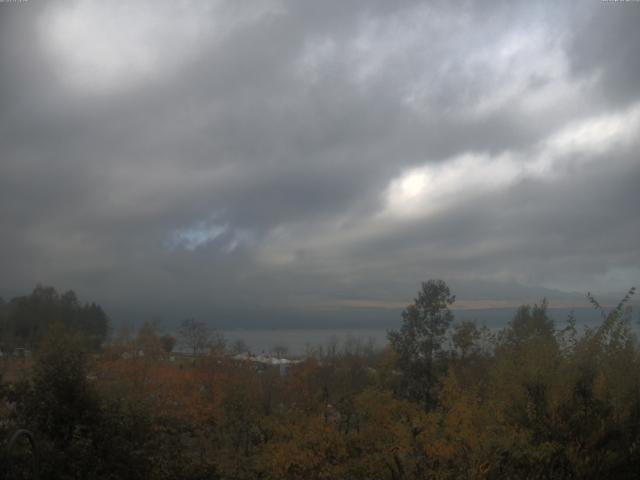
[388,279,455,409]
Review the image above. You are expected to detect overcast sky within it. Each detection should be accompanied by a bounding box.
[1,0,638,326]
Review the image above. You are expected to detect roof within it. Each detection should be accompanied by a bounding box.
[232,352,302,365]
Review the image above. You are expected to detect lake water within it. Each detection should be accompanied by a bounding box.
[221,328,389,356]
[215,311,510,356]
[208,307,612,356]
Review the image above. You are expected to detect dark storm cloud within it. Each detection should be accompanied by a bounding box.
[0,0,638,325]
[569,2,640,106]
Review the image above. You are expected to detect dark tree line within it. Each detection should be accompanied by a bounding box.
[0,285,109,350]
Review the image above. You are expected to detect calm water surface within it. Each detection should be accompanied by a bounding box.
[221,328,389,356]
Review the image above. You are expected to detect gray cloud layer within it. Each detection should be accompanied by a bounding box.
[1,0,638,326]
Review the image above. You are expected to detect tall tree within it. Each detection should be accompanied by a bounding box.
[230,338,249,354]
[388,279,455,410]
[136,320,163,358]
[500,299,555,348]
[20,325,100,449]
[159,334,177,354]
[179,318,211,357]
[451,320,482,360]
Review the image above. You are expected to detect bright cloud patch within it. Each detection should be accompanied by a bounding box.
[384,153,519,218]
[546,102,640,157]
[168,223,228,251]
[38,0,281,94]
[384,102,640,220]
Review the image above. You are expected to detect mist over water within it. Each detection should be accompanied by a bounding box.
[219,307,613,355]
[222,329,386,356]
